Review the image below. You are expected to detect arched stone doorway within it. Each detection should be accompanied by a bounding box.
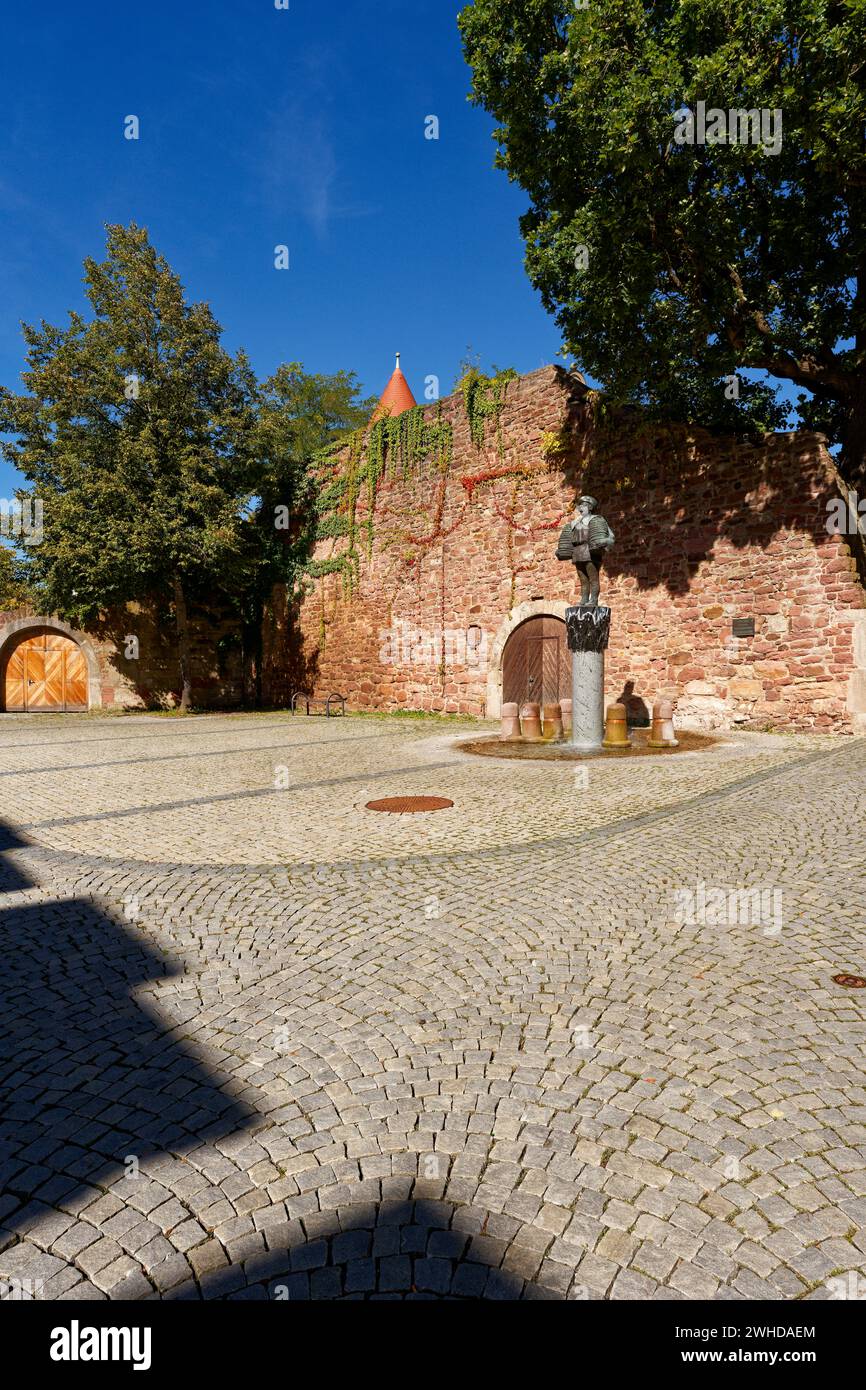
[0,622,99,712]
[502,615,571,710]
[486,600,571,718]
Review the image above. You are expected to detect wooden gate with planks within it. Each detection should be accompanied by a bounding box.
[501,615,571,709]
[1,628,89,712]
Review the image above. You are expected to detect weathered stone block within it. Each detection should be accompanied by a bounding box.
[728,679,764,700]
[847,670,866,715]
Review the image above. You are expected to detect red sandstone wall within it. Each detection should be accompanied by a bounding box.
[297,367,866,734]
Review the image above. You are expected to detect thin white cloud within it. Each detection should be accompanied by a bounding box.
[254,49,376,236]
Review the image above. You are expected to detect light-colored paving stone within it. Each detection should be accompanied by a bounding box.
[0,711,864,1300]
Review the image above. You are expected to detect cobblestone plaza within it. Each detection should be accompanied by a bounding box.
[1,713,864,1301]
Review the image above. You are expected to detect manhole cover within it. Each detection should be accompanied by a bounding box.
[366,796,454,814]
[832,973,866,989]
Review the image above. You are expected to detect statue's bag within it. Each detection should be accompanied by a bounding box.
[556,514,614,563]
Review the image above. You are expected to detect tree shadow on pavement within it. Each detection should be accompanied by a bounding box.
[0,818,35,894]
[0,838,256,1240]
[180,1197,575,1302]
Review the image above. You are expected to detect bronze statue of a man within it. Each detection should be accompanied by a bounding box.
[556,495,615,607]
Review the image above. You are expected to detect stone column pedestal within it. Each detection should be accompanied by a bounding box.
[566,605,611,753]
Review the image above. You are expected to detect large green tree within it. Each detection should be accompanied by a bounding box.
[0,222,374,709]
[459,0,866,478]
[0,223,258,708]
[238,364,374,703]
[0,544,32,611]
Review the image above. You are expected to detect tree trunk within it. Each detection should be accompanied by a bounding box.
[253,598,264,708]
[241,604,264,709]
[843,247,866,493]
[173,572,193,711]
[839,392,866,592]
[842,391,866,495]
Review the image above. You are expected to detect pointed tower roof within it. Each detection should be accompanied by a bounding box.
[372,353,417,422]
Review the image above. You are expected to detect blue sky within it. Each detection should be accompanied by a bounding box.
[0,0,562,500]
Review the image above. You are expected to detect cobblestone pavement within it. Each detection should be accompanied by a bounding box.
[1,712,864,1301]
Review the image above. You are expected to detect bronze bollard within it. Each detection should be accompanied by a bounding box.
[648,699,678,747]
[560,698,573,736]
[520,702,543,741]
[541,702,564,742]
[500,701,522,741]
[602,702,631,750]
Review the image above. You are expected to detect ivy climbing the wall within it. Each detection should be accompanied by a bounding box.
[460,367,518,450]
[304,369,518,608]
[307,403,455,594]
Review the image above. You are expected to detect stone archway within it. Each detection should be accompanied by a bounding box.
[0,617,102,712]
[486,599,570,719]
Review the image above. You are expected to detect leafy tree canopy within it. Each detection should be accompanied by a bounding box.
[0,222,374,705]
[0,222,258,614]
[459,0,866,474]
[250,361,375,578]
[236,362,374,702]
[0,544,33,612]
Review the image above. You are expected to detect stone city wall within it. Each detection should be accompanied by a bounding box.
[0,600,244,711]
[296,366,866,733]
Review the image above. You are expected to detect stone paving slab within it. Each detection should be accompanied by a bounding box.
[0,713,864,1301]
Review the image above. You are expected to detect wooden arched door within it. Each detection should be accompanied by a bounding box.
[1,629,89,712]
[502,616,571,708]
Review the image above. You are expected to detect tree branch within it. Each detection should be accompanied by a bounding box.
[726,265,853,396]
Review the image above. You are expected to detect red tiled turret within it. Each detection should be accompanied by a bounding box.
[372,353,417,422]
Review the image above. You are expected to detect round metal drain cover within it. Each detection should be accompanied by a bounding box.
[366,796,454,814]
[832,973,866,989]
